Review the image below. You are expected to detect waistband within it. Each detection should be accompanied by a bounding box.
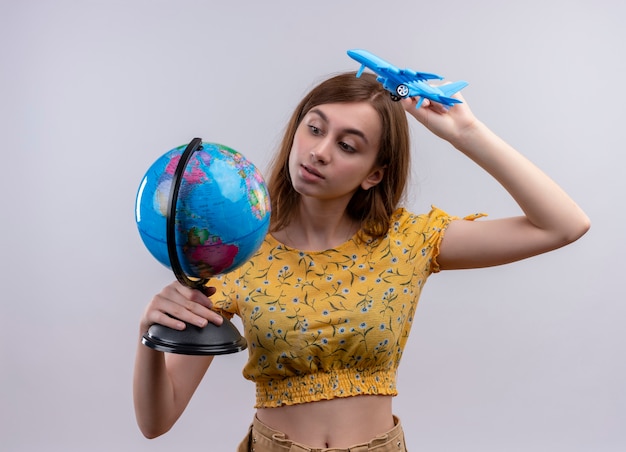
[253,367,399,408]
[247,414,406,451]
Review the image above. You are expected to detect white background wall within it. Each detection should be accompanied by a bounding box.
[1,1,624,450]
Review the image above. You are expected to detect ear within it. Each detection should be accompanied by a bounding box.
[361,166,385,190]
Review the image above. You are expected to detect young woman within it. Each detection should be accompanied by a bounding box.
[133,72,589,451]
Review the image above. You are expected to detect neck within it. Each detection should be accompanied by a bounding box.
[277,199,359,251]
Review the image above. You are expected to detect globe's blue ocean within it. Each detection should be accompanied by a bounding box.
[135,142,271,278]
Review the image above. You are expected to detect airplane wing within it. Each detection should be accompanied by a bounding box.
[347,49,443,82]
[347,49,398,78]
[397,68,443,82]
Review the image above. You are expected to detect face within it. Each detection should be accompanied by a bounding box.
[288,102,384,204]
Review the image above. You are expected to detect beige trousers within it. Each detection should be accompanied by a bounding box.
[237,415,407,451]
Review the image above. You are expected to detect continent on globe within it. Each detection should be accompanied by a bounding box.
[184,227,239,277]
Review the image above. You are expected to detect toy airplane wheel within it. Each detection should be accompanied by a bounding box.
[390,94,401,102]
[396,84,409,97]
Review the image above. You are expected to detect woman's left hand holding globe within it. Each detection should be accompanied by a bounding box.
[139,281,224,334]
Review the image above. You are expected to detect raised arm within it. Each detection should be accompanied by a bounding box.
[133,281,222,438]
[403,95,590,270]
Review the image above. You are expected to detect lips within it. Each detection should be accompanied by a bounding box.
[301,164,324,179]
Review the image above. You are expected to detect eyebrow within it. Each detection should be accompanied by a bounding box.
[309,108,370,145]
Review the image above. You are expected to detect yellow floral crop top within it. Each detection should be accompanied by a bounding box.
[213,206,484,408]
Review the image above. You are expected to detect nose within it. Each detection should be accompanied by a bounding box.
[310,138,331,164]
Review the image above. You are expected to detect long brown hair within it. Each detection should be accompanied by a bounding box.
[267,72,411,240]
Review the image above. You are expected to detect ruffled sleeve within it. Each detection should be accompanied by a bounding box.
[426,206,487,273]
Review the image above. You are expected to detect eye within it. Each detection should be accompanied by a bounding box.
[308,125,322,135]
[338,142,356,153]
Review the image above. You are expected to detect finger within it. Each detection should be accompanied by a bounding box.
[149,297,223,329]
[428,101,449,115]
[405,99,430,124]
[175,283,214,309]
[170,291,224,327]
[401,97,415,111]
[145,308,187,331]
[152,283,223,328]
[179,286,223,326]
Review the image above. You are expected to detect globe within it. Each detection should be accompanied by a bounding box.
[135,141,271,280]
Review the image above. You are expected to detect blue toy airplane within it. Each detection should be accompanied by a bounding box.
[347,49,468,108]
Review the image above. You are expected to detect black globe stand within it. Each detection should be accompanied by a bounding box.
[142,138,247,355]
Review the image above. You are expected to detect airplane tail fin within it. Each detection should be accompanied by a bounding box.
[414,80,469,109]
[438,80,469,97]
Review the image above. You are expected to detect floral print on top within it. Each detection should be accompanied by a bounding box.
[213,206,485,408]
